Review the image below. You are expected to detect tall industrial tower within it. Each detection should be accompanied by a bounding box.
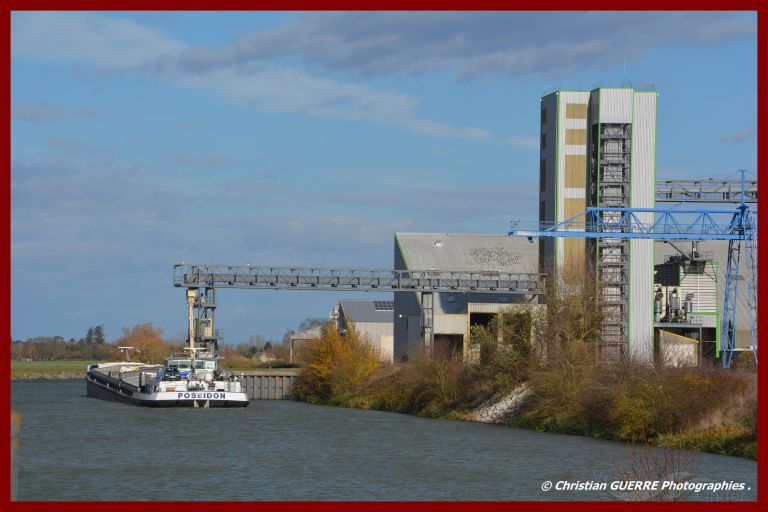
[539,88,658,361]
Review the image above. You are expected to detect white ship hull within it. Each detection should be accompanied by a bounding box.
[86,363,249,408]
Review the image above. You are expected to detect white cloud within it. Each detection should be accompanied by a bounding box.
[193,11,755,79]
[507,137,539,150]
[11,11,184,67]
[718,125,756,144]
[11,11,491,143]
[12,101,104,122]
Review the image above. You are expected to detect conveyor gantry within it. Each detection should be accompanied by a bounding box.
[173,264,545,294]
[656,179,757,203]
[174,264,545,351]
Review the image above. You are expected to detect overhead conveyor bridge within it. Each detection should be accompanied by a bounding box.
[174,264,545,352]
[173,264,545,294]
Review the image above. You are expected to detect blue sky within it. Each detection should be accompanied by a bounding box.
[11,11,757,344]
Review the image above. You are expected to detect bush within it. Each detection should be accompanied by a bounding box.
[518,340,597,433]
[466,306,540,393]
[292,321,381,403]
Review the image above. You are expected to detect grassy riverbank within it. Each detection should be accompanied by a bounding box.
[10,358,296,380]
[11,360,98,380]
[291,313,757,461]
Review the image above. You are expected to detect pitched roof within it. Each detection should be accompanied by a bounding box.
[339,299,393,324]
[395,233,539,273]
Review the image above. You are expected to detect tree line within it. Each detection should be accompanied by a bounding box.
[10,319,321,365]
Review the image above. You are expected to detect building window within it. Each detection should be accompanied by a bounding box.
[541,133,546,150]
[541,107,547,125]
[565,103,588,119]
[540,159,546,191]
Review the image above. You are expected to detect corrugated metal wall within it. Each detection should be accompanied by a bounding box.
[240,370,301,400]
[434,315,468,335]
[679,263,719,313]
[599,88,633,123]
[628,91,657,362]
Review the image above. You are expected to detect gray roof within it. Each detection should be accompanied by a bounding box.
[395,233,539,273]
[339,300,394,324]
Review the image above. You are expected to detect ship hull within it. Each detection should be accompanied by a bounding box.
[86,369,249,408]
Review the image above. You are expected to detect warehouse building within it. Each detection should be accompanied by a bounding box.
[539,87,658,362]
[333,299,394,362]
[393,233,540,361]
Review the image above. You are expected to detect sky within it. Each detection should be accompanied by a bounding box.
[11,11,757,345]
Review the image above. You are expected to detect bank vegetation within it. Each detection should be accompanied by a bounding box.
[292,279,757,460]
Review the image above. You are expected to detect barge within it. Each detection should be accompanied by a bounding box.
[86,356,249,407]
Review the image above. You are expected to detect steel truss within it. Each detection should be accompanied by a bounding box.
[656,179,757,204]
[512,171,757,368]
[174,264,545,353]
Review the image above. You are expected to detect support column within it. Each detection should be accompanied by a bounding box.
[421,292,434,354]
[187,288,197,349]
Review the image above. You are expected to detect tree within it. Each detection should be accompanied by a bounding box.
[264,341,273,351]
[116,322,172,364]
[248,335,267,349]
[86,327,95,345]
[94,325,106,344]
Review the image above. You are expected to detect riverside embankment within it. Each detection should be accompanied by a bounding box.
[290,324,757,461]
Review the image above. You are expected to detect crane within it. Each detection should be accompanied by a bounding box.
[511,170,757,368]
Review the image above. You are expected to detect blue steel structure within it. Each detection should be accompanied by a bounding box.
[511,170,757,368]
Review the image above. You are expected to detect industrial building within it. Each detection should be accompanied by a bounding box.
[539,88,658,362]
[172,88,754,369]
[653,240,752,366]
[394,233,540,361]
[288,325,322,363]
[333,299,394,362]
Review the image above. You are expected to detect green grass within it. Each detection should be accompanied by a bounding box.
[657,426,757,460]
[11,360,98,380]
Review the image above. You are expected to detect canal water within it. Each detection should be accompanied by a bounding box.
[12,380,757,501]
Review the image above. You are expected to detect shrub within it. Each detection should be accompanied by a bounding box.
[466,306,540,393]
[292,321,381,403]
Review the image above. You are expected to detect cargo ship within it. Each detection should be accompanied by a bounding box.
[87,284,249,407]
[86,352,249,408]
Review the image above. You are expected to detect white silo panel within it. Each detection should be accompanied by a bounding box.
[628,91,657,363]
[598,88,633,124]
